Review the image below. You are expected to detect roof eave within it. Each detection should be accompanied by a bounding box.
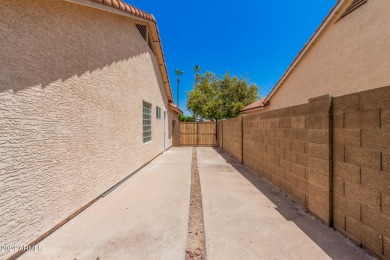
[66,0,153,23]
[169,102,183,114]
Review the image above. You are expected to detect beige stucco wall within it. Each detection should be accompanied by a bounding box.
[267,0,390,110]
[0,0,173,257]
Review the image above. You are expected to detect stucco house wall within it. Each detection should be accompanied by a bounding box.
[265,0,390,111]
[0,0,174,257]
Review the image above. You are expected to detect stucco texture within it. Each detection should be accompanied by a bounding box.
[0,0,173,257]
[268,0,390,110]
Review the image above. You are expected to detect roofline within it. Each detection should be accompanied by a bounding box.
[263,0,346,104]
[169,102,183,114]
[65,0,174,103]
[240,100,270,112]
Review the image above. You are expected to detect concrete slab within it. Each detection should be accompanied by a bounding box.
[197,147,373,260]
[20,147,192,260]
[151,148,192,165]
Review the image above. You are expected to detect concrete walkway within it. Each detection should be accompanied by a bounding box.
[20,147,373,260]
[21,147,192,260]
[197,147,372,260]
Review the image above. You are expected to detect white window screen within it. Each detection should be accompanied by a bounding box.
[143,101,152,143]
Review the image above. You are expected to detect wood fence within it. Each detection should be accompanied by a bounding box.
[179,122,217,146]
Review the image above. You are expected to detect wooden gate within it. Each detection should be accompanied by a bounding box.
[179,122,217,146]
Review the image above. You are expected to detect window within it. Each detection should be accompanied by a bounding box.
[156,106,161,119]
[143,101,152,143]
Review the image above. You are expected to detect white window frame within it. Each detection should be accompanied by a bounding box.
[143,101,152,144]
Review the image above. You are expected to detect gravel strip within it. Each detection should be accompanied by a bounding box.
[185,147,207,260]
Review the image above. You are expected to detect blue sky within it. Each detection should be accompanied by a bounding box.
[126,0,336,115]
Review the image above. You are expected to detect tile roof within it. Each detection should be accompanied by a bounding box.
[241,99,267,112]
[169,102,183,114]
[91,0,155,22]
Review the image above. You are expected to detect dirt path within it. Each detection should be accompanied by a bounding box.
[185,148,207,260]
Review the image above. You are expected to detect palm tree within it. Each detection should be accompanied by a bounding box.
[175,69,184,108]
[194,65,201,87]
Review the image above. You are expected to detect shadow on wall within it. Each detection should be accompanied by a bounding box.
[0,1,169,259]
[168,118,173,139]
[0,0,165,100]
[212,147,372,260]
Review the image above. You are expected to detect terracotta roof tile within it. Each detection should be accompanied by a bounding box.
[91,0,156,23]
[169,102,183,114]
[241,99,267,112]
[112,0,119,9]
[118,1,125,11]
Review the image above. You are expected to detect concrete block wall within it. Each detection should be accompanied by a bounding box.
[172,119,180,146]
[221,96,332,224]
[221,117,243,163]
[242,113,307,197]
[305,96,333,224]
[218,86,390,258]
[332,86,390,258]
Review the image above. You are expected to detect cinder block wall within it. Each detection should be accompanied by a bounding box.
[332,86,390,257]
[218,86,390,258]
[221,117,243,163]
[242,107,310,207]
[172,119,180,146]
[221,96,332,224]
[305,96,333,224]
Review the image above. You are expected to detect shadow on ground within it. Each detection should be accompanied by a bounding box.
[212,147,373,260]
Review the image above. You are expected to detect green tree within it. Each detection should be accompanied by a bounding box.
[179,114,196,122]
[186,71,259,120]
